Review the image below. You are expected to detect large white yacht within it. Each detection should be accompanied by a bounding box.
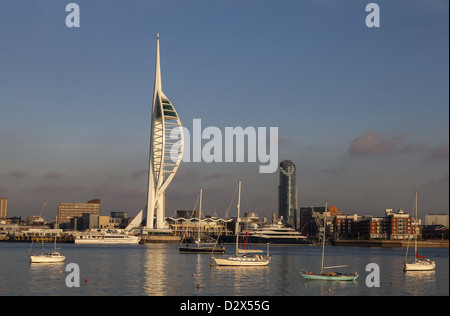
[245,221,312,245]
[74,230,141,245]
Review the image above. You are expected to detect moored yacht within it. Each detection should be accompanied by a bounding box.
[403,190,436,272]
[210,181,271,267]
[246,221,312,245]
[29,251,65,263]
[74,230,141,245]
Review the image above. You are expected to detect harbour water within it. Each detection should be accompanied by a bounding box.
[0,243,448,296]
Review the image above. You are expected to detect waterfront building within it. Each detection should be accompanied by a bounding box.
[111,211,128,219]
[278,160,298,229]
[357,216,388,240]
[57,199,100,226]
[69,213,116,231]
[425,214,449,227]
[110,212,133,229]
[385,209,415,240]
[0,197,7,219]
[334,214,357,239]
[167,214,231,239]
[299,206,326,238]
[0,224,19,238]
[423,225,449,240]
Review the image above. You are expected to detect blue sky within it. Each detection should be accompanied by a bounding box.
[0,0,448,220]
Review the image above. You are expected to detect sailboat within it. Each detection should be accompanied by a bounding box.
[179,189,225,254]
[210,181,270,266]
[403,190,436,272]
[300,204,358,281]
[28,199,66,263]
[29,236,66,263]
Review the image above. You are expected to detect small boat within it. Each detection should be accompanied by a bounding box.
[179,189,225,254]
[210,181,270,266]
[300,271,358,281]
[29,251,65,263]
[404,256,436,271]
[28,200,66,263]
[300,203,358,281]
[403,190,436,272]
[179,244,226,253]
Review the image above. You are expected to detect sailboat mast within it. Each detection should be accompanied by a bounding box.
[414,190,418,262]
[42,199,47,251]
[236,181,242,256]
[321,201,327,275]
[198,189,203,247]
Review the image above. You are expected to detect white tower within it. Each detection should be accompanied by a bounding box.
[145,34,184,230]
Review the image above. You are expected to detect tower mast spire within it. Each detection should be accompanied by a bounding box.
[145,34,184,231]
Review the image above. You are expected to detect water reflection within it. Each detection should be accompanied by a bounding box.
[210,265,271,295]
[0,243,447,296]
[28,262,66,295]
[404,270,437,296]
[143,245,169,295]
[300,278,359,296]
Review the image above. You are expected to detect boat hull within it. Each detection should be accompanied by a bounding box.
[74,236,140,245]
[29,255,65,263]
[404,260,436,271]
[300,272,358,281]
[211,256,270,266]
[179,246,225,253]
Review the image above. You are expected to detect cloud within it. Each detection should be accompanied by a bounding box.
[204,172,229,181]
[431,144,449,160]
[319,165,350,174]
[2,170,29,178]
[92,184,147,199]
[130,169,147,179]
[31,183,84,193]
[348,131,406,156]
[44,172,66,180]
[278,136,294,146]
[105,169,148,182]
[175,169,229,182]
[0,185,9,193]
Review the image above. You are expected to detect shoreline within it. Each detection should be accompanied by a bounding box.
[1,237,448,248]
[334,239,449,248]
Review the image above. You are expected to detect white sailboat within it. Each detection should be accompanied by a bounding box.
[28,199,66,263]
[403,190,436,272]
[210,181,270,266]
[29,238,66,263]
[300,203,358,281]
[179,189,225,253]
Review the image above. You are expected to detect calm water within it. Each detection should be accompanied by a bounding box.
[0,243,448,296]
